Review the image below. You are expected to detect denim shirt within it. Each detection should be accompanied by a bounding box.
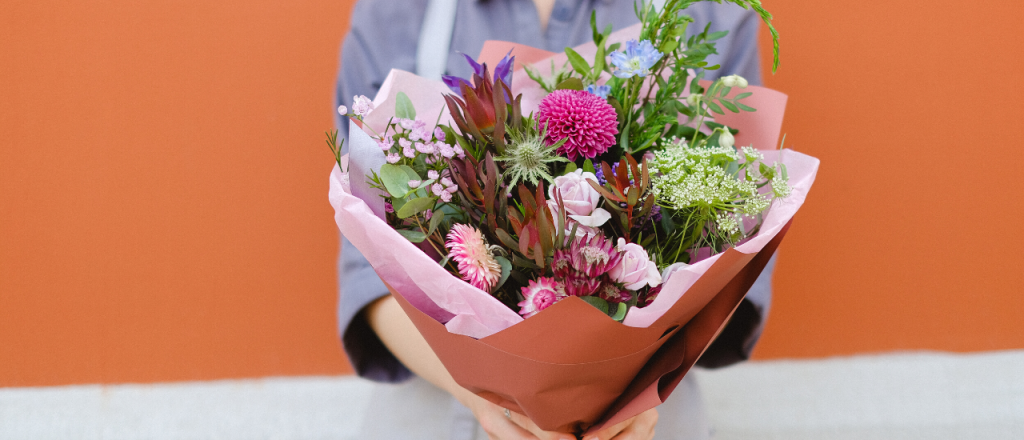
[334,0,773,382]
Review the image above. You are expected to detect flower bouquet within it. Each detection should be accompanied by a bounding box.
[329,0,818,434]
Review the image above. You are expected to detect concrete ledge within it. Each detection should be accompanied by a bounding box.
[1,351,1022,439]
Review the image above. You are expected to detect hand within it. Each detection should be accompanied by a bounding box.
[581,408,658,440]
[458,390,576,440]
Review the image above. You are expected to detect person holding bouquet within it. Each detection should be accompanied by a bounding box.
[333,1,776,438]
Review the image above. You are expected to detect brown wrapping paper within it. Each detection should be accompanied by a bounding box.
[388,220,792,435]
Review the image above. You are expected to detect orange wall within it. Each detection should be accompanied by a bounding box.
[0,1,353,386]
[1,1,1021,387]
[754,0,1024,358]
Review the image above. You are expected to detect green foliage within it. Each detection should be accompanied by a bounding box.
[395,92,416,119]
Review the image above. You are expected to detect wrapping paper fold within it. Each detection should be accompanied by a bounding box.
[329,29,819,434]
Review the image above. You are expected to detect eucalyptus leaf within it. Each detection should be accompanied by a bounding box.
[427,209,445,235]
[494,256,512,291]
[581,296,610,315]
[379,164,412,198]
[396,197,435,219]
[396,229,427,243]
[395,91,416,120]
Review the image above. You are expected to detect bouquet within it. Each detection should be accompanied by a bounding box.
[329,0,818,434]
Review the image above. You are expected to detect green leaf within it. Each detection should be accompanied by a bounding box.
[395,92,416,120]
[607,42,621,52]
[396,197,435,219]
[593,44,606,79]
[659,39,680,54]
[721,100,740,113]
[582,159,596,174]
[581,296,609,315]
[396,229,427,243]
[427,209,445,235]
[736,102,757,112]
[706,101,725,115]
[555,77,584,91]
[707,30,728,41]
[379,163,413,198]
[494,256,512,291]
[610,302,627,321]
[734,92,753,100]
[564,47,591,78]
[563,162,578,174]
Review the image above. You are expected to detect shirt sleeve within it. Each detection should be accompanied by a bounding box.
[334,0,426,383]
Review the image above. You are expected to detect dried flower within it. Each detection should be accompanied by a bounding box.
[537,89,619,161]
[445,224,502,291]
[518,277,566,318]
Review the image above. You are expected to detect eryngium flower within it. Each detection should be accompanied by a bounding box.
[609,39,662,78]
[445,224,502,291]
[537,89,619,161]
[518,277,567,318]
[495,125,568,190]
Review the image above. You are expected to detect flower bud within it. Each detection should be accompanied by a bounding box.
[337,105,348,116]
[686,93,703,106]
[721,74,748,88]
[718,127,735,149]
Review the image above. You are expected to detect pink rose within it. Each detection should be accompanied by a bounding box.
[609,238,662,290]
[547,170,611,229]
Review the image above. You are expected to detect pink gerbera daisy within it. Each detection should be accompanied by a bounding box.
[537,89,619,161]
[445,224,502,291]
[518,277,567,318]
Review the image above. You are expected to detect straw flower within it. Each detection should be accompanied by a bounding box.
[445,224,502,291]
[518,277,567,318]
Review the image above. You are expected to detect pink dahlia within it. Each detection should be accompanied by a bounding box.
[518,277,567,318]
[537,89,619,161]
[445,224,502,291]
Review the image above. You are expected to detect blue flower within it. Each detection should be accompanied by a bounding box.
[609,39,662,79]
[585,84,611,99]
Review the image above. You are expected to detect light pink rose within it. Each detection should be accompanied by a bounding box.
[610,238,662,290]
[547,169,611,228]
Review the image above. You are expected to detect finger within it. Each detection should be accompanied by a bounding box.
[479,407,538,440]
[583,408,658,440]
[608,409,658,440]
[506,409,576,440]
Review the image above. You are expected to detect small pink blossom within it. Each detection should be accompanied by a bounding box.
[439,191,452,203]
[407,179,422,188]
[433,127,446,142]
[440,177,453,187]
[337,105,348,116]
[399,138,412,149]
[453,145,465,158]
[416,142,435,154]
[438,143,455,158]
[518,277,567,318]
[609,237,662,290]
[403,145,416,158]
[352,95,374,117]
[386,153,401,164]
[431,183,445,196]
[428,170,440,180]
